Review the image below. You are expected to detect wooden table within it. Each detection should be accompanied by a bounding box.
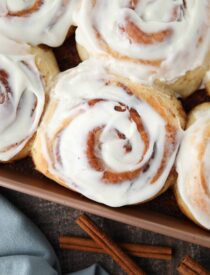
[1,187,210,275]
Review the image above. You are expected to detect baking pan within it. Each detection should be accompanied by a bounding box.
[1,159,210,249]
[1,36,210,248]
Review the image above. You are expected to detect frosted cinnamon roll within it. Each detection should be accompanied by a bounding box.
[0,37,59,162]
[176,103,210,229]
[32,59,185,207]
[76,0,210,97]
[0,0,79,46]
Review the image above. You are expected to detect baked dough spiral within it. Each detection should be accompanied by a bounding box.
[0,0,79,46]
[76,0,210,97]
[32,59,185,207]
[176,103,210,229]
[0,36,59,162]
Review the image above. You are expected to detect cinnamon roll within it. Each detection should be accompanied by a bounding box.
[76,0,210,97]
[0,36,59,162]
[176,103,210,229]
[0,0,79,46]
[32,59,185,207]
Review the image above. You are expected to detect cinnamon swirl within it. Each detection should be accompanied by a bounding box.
[0,0,79,46]
[0,36,59,162]
[76,0,210,97]
[32,59,185,207]
[176,103,210,229]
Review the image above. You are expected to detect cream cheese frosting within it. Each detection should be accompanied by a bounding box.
[0,34,29,55]
[0,37,44,161]
[75,0,210,84]
[176,106,210,229]
[37,59,183,207]
[0,0,79,46]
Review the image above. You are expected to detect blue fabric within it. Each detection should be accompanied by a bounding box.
[0,194,60,275]
[0,194,109,275]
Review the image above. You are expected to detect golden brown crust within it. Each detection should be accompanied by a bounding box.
[187,102,210,127]
[173,184,207,229]
[30,46,59,94]
[76,43,90,61]
[155,64,208,98]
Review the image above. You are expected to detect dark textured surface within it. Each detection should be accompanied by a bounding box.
[1,188,210,275]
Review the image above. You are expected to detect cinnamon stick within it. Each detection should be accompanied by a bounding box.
[59,236,172,260]
[76,214,145,275]
[177,256,209,275]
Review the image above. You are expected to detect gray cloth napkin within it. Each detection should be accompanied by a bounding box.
[0,194,109,275]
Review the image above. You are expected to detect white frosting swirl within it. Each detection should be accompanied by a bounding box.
[0,34,29,55]
[76,0,210,83]
[176,107,210,229]
[0,41,44,161]
[38,59,183,207]
[0,0,79,46]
